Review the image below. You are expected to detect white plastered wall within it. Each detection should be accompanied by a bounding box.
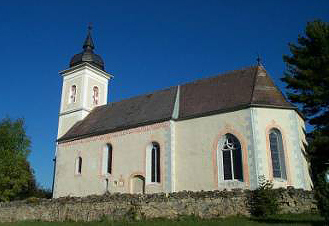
[172,107,311,192]
[84,73,108,110]
[57,64,109,138]
[60,75,83,113]
[54,107,312,198]
[53,122,171,198]
[173,109,252,192]
[58,111,89,140]
[296,113,313,189]
[250,107,311,190]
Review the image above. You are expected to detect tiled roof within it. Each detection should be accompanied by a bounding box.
[179,66,257,119]
[58,66,295,142]
[58,86,177,142]
[250,67,292,108]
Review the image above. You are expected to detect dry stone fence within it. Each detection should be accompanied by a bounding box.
[0,187,318,222]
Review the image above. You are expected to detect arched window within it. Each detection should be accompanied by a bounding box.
[269,129,286,179]
[75,156,82,174]
[146,142,161,183]
[93,86,99,105]
[102,144,113,175]
[151,142,160,183]
[107,144,112,174]
[221,134,243,181]
[69,85,77,103]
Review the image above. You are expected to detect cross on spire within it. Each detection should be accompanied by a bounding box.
[83,23,95,51]
[88,22,92,32]
[256,54,262,66]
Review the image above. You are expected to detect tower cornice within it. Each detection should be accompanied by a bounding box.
[59,62,113,80]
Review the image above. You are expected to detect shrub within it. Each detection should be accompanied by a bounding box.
[25,196,41,204]
[250,175,279,217]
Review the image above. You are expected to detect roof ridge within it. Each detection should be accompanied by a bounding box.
[249,66,294,108]
[106,65,257,107]
[179,65,257,86]
[106,86,177,107]
[249,66,261,104]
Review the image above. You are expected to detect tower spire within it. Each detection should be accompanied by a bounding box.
[69,24,105,70]
[83,23,95,51]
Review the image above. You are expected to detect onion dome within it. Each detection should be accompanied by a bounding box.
[70,25,105,70]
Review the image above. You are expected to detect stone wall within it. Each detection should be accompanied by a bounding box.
[0,188,318,222]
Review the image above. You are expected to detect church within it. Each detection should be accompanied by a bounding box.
[52,28,312,198]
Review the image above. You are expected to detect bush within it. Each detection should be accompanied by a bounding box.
[250,175,279,217]
[25,196,41,204]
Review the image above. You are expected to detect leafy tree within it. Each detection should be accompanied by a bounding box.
[281,20,329,220]
[0,117,35,201]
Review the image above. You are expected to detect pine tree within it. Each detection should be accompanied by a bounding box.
[282,20,329,221]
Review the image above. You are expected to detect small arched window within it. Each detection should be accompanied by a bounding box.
[93,86,99,105]
[269,129,286,179]
[221,134,243,181]
[151,142,160,183]
[69,85,77,103]
[75,156,82,175]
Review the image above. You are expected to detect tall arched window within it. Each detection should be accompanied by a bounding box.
[102,144,113,175]
[151,142,160,183]
[106,144,112,174]
[69,85,77,103]
[221,134,243,181]
[146,142,161,183]
[93,86,99,105]
[269,129,286,179]
[75,156,82,175]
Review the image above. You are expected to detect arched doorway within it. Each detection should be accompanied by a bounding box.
[130,175,145,194]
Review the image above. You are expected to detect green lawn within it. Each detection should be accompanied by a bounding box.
[0,214,325,226]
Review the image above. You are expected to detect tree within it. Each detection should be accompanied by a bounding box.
[250,175,279,217]
[281,20,329,221]
[282,20,329,130]
[0,117,35,201]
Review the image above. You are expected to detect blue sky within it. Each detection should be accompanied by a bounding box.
[0,1,328,189]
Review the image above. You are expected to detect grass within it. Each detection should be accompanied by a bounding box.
[0,214,325,226]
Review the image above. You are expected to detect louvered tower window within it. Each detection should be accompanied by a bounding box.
[93,86,99,105]
[69,85,77,103]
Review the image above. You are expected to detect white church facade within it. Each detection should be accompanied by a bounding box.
[52,29,312,198]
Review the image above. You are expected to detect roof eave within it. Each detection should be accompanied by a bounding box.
[176,103,302,121]
[57,117,172,144]
[58,104,303,144]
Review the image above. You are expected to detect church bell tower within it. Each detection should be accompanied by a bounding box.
[57,26,112,139]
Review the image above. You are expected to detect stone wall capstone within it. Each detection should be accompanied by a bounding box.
[0,188,318,222]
